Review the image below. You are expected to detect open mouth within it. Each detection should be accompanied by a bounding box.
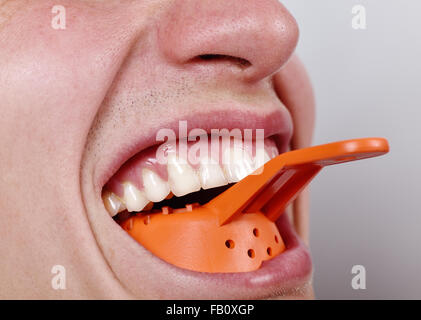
[100,125,314,282]
[102,136,279,219]
[101,135,295,273]
[89,110,313,298]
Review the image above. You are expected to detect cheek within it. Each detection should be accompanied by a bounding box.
[0,3,147,295]
[0,1,137,163]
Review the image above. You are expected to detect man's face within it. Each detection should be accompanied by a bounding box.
[0,0,315,299]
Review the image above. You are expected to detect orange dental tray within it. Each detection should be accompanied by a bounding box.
[120,138,389,273]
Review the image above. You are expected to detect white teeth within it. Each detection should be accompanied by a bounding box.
[142,168,170,202]
[123,182,149,212]
[102,191,126,217]
[104,142,280,212]
[167,154,201,197]
[198,157,228,189]
[253,148,271,170]
[223,146,255,183]
[270,146,279,158]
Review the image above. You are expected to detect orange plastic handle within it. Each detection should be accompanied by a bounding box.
[206,137,389,225]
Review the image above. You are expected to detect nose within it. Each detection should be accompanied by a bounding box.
[159,0,299,82]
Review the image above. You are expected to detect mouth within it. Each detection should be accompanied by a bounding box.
[103,136,280,217]
[95,109,312,299]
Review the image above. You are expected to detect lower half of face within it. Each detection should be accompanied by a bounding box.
[0,0,315,299]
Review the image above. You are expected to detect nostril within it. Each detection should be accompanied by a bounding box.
[160,0,298,82]
[193,54,251,69]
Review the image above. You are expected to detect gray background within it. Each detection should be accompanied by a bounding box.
[282,0,421,299]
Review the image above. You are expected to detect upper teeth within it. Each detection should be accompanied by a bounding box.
[222,146,255,183]
[198,157,228,190]
[102,141,276,216]
[142,168,170,202]
[102,191,126,216]
[167,154,201,197]
[123,182,149,212]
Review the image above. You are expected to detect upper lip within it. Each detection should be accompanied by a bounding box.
[96,106,293,193]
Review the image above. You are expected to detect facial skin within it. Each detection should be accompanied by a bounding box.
[0,0,315,299]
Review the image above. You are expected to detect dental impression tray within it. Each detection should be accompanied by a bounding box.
[120,138,389,273]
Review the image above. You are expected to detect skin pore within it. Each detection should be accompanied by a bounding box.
[0,0,314,299]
